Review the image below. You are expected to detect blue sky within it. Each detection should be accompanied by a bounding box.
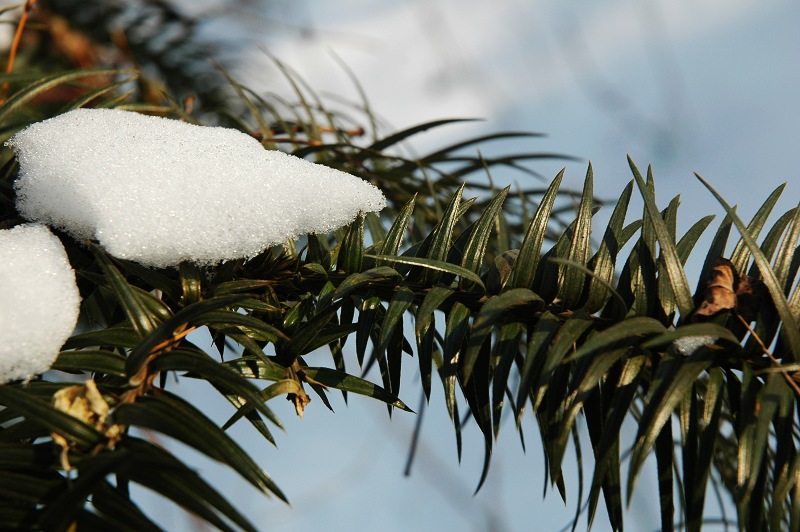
[108,0,800,530]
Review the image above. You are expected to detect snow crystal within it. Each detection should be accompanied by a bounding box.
[0,224,80,383]
[673,335,717,356]
[8,108,386,267]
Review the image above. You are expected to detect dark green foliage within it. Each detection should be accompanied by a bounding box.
[1,6,800,531]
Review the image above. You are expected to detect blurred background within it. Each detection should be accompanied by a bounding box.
[5,1,799,530]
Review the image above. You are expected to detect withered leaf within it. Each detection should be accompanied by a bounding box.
[287,390,311,418]
[51,379,120,470]
[694,257,738,318]
[693,257,767,321]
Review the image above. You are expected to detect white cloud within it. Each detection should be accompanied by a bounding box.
[231,0,774,156]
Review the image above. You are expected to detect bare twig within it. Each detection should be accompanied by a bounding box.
[1,0,37,105]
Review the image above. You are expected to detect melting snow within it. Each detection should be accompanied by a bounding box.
[0,224,80,383]
[8,108,386,267]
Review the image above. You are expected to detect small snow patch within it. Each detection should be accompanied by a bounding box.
[673,335,717,356]
[8,109,386,267]
[0,224,80,383]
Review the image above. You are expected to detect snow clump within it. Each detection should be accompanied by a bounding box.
[0,224,80,383]
[8,108,386,267]
[673,335,717,356]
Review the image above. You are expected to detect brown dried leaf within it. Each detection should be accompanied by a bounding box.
[693,257,768,322]
[287,390,311,418]
[694,257,738,318]
[51,379,119,470]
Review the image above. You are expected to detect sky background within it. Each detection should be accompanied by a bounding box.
[225,3,799,530]
[19,0,800,530]
[147,1,800,531]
